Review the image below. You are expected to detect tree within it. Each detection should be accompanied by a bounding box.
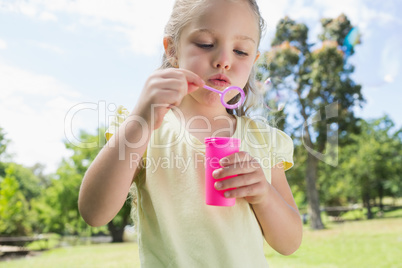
[0,127,8,158]
[0,126,10,178]
[0,128,47,235]
[258,14,364,229]
[0,165,32,236]
[6,163,42,202]
[57,128,133,241]
[338,116,402,218]
[0,125,133,238]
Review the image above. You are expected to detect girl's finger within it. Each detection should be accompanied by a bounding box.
[215,173,260,190]
[159,68,204,94]
[223,183,262,199]
[219,151,254,167]
[212,163,257,179]
[160,90,183,107]
[177,68,205,92]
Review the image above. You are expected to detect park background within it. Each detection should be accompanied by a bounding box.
[1,0,401,267]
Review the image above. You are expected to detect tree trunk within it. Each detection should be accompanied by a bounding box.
[302,114,325,230]
[106,201,132,243]
[107,221,125,243]
[306,153,325,229]
[378,183,384,211]
[363,192,373,220]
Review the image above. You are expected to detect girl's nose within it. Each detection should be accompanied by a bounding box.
[213,49,231,70]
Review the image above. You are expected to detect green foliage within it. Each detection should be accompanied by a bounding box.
[0,126,130,238]
[271,16,309,51]
[262,41,300,79]
[342,117,402,200]
[29,128,111,235]
[0,165,32,235]
[0,162,49,235]
[64,129,106,174]
[0,126,10,178]
[0,126,9,158]
[319,14,355,54]
[8,163,42,201]
[315,116,402,215]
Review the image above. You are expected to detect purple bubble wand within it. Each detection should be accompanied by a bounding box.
[202,85,245,109]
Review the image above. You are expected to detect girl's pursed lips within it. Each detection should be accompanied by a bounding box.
[208,79,230,88]
[209,73,231,84]
[208,73,231,88]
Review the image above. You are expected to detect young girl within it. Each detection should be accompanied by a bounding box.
[78,0,302,267]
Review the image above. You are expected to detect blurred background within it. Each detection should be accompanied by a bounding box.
[1,0,401,267]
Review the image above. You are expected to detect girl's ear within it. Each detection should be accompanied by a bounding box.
[163,36,178,67]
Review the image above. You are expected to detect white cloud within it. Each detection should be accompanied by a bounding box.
[311,0,402,33]
[380,36,401,83]
[0,39,7,50]
[0,63,79,98]
[259,0,290,32]
[1,0,174,56]
[39,11,57,21]
[0,61,83,173]
[18,2,37,17]
[16,0,396,56]
[30,40,64,54]
[383,74,394,83]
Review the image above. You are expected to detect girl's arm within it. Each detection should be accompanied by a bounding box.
[251,164,303,255]
[78,117,151,227]
[213,152,302,255]
[78,68,204,227]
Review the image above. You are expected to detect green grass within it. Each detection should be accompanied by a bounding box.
[2,243,140,268]
[2,217,402,268]
[266,217,402,268]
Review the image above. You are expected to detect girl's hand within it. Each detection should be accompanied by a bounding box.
[133,68,205,130]
[213,151,269,205]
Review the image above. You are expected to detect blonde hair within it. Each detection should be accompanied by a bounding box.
[161,0,266,115]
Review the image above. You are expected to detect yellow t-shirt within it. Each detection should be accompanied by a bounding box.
[106,108,294,268]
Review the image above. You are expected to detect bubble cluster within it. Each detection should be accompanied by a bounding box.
[257,77,288,112]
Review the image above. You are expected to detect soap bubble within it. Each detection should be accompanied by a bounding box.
[257,77,288,112]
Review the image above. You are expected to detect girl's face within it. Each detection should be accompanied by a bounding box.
[174,0,260,109]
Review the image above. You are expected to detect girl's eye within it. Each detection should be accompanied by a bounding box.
[234,49,248,56]
[196,43,214,49]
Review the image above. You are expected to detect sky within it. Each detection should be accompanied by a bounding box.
[0,0,401,174]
